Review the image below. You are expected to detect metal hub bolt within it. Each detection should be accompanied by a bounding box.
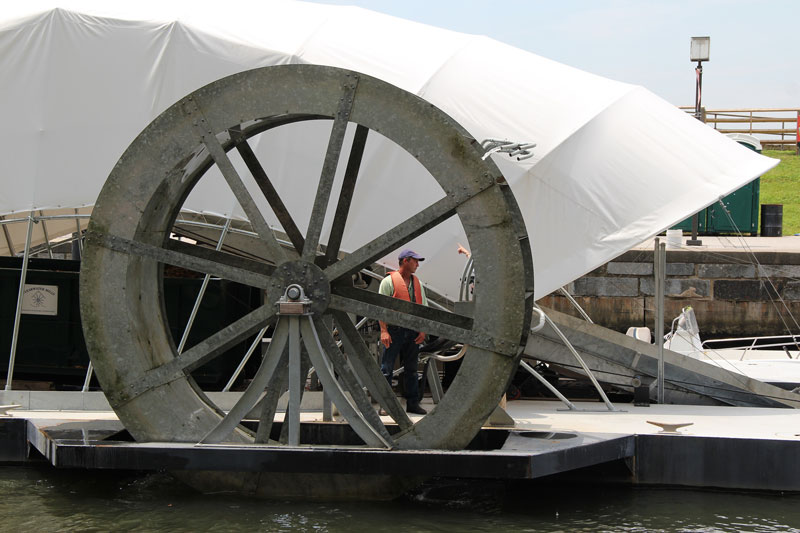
[278,284,311,315]
[286,284,302,301]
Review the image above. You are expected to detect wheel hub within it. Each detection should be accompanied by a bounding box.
[267,260,330,315]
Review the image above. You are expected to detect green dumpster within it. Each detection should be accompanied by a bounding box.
[671,135,761,236]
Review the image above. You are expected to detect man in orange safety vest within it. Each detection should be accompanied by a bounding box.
[378,249,429,415]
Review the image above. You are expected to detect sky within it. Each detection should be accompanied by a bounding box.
[313,0,799,110]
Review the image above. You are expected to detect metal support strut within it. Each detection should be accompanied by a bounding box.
[655,238,666,404]
[535,304,619,412]
[178,218,233,354]
[458,258,593,411]
[519,307,580,411]
[5,213,35,391]
[519,360,578,411]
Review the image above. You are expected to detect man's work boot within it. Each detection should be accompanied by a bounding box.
[406,403,427,415]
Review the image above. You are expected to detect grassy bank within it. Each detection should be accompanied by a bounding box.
[760,150,800,235]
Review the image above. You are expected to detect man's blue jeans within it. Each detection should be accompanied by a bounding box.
[380,326,420,403]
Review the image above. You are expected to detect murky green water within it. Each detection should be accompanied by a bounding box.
[1,466,799,532]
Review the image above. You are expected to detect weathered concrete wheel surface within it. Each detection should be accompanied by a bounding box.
[80,64,533,499]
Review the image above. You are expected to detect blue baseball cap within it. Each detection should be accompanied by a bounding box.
[398,249,425,261]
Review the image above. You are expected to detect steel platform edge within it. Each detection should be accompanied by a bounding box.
[3,400,800,494]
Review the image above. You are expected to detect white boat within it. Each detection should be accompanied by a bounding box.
[664,307,800,391]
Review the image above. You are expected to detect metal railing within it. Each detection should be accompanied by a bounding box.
[701,335,800,359]
[679,107,799,152]
[2,212,90,391]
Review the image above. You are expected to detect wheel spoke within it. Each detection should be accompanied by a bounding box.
[313,316,395,443]
[85,231,275,289]
[123,305,278,404]
[330,310,411,430]
[322,184,492,283]
[163,239,276,284]
[323,124,369,266]
[329,286,518,356]
[278,350,312,445]
[254,346,289,444]
[201,318,290,444]
[186,98,289,263]
[230,128,306,254]
[286,317,303,445]
[301,76,359,261]
[300,316,391,448]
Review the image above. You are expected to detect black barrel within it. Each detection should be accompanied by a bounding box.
[760,204,783,237]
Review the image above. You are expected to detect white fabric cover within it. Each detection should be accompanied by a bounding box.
[0,1,777,299]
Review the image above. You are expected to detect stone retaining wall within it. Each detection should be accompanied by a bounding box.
[538,249,800,337]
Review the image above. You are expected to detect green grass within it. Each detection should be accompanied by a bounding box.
[760,150,800,235]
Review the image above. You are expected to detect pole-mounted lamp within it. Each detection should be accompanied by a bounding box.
[687,36,709,246]
[690,36,710,120]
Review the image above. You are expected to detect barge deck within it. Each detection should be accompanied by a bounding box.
[3,398,800,493]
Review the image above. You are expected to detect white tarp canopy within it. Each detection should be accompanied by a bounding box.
[0,1,776,299]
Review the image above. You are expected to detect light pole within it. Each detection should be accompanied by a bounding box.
[687,36,710,246]
[691,36,710,119]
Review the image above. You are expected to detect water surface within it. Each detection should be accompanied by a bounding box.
[1,466,799,532]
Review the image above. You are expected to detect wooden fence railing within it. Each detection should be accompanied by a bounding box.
[679,107,799,152]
